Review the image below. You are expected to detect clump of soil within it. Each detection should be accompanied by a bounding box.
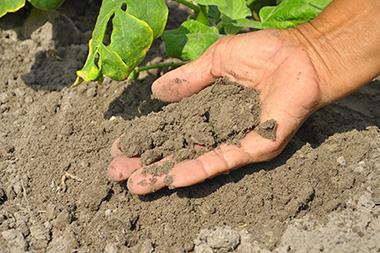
[119,78,276,172]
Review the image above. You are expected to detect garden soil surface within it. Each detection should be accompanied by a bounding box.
[1,1,380,253]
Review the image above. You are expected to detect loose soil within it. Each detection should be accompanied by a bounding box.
[119,78,275,175]
[1,1,380,253]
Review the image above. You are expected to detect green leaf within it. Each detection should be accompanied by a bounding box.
[259,0,332,29]
[27,0,65,10]
[162,19,220,61]
[227,18,263,30]
[194,0,251,20]
[125,0,168,39]
[76,0,168,84]
[0,0,25,18]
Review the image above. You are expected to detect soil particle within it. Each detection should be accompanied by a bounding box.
[104,243,119,253]
[29,222,52,251]
[4,185,16,201]
[0,142,15,159]
[138,239,155,253]
[255,119,278,140]
[77,183,112,211]
[337,155,347,166]
[47,227,78,253]
[53,209,75,230]
[194,226,241,253]
[1,229,27,252]
[271,191,380,253]
[120,78,276,175]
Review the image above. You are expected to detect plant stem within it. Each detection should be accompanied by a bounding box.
[136,62,186,72]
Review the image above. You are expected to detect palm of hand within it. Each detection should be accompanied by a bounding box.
[108,29,322,195]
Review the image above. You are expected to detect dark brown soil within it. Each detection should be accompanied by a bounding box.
[119,78,275,173]
[0,1,379,252]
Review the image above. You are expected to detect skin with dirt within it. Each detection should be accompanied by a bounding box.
[119,78,276,177]
[0,1,380,252]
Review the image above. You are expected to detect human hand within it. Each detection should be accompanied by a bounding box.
[108,29,325,194]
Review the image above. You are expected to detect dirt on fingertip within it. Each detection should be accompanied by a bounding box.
[118,78,276,175]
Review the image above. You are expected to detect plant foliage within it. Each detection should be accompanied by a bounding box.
[0,0,332,84]
[77,0,331,84]
[76,0,168,83]
[0,0,64,17]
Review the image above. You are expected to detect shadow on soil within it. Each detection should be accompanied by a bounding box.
[104,74,167,120]
[0,0,99,91]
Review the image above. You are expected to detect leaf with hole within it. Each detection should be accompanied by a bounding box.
[76,0,168,84]
[0,0,25,18]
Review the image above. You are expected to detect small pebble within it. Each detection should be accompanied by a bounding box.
[139,239,155,253]
[194,226,240,252]
[103,77,112,85]
[24,96,34,104]
[337,156,346,166]
[0,93,9,104]
[353,161,366,173]
[61,123,74,136]
[13,88,25,97]
[2,229,27,252]
[12,181,23,196]
[371,192,380,205]
[104,243,118,253]
[5,186,16,200]
[105,209,112,216]
[86,87,97,97]
[45,204,57,220]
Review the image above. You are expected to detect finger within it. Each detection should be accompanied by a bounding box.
[127,158,174,195]
[108,156,142,182]
[162,112,300,190]
[168,144,254,188]
[126,141,258,195]
[166,133,282,190]
[151,43,218,102]
[111,136,124,158]
[127,170,167,195]
[126,129,280,195]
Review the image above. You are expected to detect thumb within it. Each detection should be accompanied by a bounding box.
[152,43,219,102]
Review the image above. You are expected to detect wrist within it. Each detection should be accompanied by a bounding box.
[287,24,340,106]
[285,0,380,106]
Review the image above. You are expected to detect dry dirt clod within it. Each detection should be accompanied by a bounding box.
[255,119,278,140]
[194,226,241,253]
[29,223,52,251]
[104,243,119,253]
[1,229,27,252]
[337,156,347,166]
[138,239,155,253]
[47,228,78,253]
